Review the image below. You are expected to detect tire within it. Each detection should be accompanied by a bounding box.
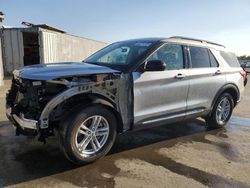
[58,105,117,165]
[206,93,234,128]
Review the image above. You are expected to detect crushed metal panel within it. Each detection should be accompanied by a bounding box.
[2,29,24,74]
[39,73,133,132]
[39,30,57,63]
[116,73,133,131]
[39,79,119,129]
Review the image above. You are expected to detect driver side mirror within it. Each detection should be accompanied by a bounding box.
[145,60,166,71]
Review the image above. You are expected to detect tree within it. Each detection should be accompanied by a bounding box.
[238,55,250,61]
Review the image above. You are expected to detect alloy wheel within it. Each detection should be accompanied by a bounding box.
[75,115,109,155]
[215,97,231,124]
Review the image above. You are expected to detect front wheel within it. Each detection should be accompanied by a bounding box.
[59,105,117,165]
[206,93,234,128]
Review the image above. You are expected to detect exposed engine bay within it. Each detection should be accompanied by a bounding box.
[6,72,133,143]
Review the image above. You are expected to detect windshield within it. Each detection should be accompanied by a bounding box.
[84,41,153,65]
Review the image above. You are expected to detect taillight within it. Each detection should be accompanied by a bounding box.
[240,70,247,81]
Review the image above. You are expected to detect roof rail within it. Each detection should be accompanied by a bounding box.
[169,36,225,48]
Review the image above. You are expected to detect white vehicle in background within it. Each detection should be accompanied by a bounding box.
[244,62,250,72]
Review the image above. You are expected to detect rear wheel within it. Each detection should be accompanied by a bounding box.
[206,93,234,128]
[59,105,117,165]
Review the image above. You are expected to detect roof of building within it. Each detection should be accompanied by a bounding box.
[19,21,65,33]
[32,24,66,33]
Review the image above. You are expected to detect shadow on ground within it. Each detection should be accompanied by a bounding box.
[0,118,213,187]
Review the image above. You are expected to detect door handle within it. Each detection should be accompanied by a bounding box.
[174,73,185,79]
[215,70,222,75]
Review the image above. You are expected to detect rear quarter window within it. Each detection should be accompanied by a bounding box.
[209,50,219,67]
[220,51,240,67]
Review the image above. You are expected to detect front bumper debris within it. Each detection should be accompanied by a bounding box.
[6,106,38,132]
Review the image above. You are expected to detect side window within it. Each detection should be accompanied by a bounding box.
[189,46,210,68]
[220,51,240,67]
[148,44,184,70]
[209,50,219,67]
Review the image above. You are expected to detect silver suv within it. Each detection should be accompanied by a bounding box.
[6,36,247,164]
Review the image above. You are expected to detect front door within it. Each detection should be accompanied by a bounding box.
[133,44,189,125]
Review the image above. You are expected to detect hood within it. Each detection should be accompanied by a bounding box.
[14,62,120,80]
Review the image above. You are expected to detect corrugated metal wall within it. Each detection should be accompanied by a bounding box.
[0,30,3,86]
[2,29,24,74]
[1,27,106,74]
[39,29,106,63]
[39,31,57,63]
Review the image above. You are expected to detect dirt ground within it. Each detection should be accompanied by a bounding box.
[0,77,250,188]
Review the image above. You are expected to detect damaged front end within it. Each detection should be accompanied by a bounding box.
[6,71,133,142]
[6,75,67,137]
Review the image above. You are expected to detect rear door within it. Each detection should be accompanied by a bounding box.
[186,46,226,113]
[133,44,189,125]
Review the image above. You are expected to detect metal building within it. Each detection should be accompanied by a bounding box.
[0,12,4,86]
[0,24,106,75]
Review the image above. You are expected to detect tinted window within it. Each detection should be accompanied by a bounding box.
[189,46,210,68]
[209,50,219,67]
[220,51,240,67]
[148,44,184,70]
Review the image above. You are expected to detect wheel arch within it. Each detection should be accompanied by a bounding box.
[87,94,124,133]
[210,83,239,115]
[50,93,124,133]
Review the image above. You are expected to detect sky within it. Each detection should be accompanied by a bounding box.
[1,0,250,56]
